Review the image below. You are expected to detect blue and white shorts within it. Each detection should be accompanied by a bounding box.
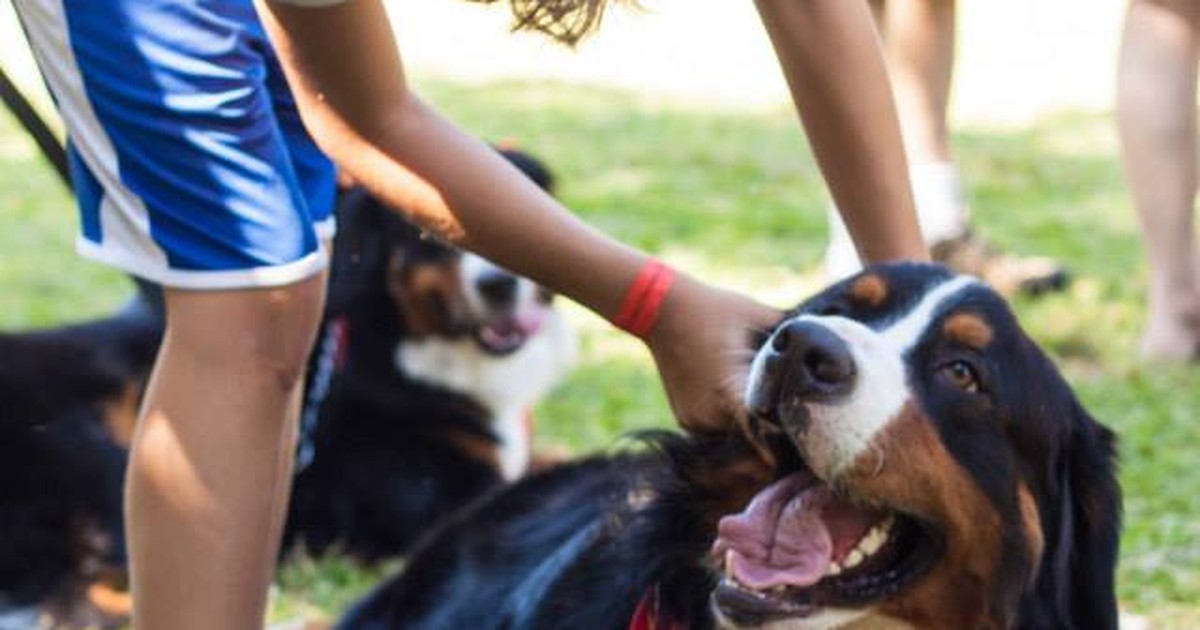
[13,0,337,289]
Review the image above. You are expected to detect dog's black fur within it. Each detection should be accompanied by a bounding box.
[337,263,1121,630]
[0,306,160,613]
[337,434,759,630]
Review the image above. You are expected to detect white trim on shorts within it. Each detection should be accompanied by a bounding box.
[77,239,329,291]
[314,216,337,241]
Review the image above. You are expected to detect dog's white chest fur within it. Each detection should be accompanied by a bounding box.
[395,312,575,480]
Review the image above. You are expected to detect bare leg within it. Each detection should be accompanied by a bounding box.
[125,272,326,630]
[880,0,957,165]
[829,0,1066,295]
[1118,0,1200,360]
[263,240,333,571]
[825,0,962,277]
[878,0,970,246]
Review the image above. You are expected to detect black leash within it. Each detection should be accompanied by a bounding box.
[0,16,72,191]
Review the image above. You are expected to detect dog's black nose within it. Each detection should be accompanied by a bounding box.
[476,271,519,308]
[767,319,856,399]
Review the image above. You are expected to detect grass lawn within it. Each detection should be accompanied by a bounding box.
[2,77,1197,628]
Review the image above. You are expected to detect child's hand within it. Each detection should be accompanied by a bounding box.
[644,276,781,436]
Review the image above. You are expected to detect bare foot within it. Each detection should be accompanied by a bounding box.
[1139,298,1200,361]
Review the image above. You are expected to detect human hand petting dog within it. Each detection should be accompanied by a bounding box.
[644,273,782,435]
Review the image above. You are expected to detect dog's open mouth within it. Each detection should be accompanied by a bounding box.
[472,307,548,356]
[710,468,940,625]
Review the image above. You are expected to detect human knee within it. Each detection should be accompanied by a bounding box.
[237,295,324,393]
[163,274,327,392]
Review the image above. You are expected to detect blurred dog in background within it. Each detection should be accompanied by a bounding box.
[0,305,159,629]
[283,146,576,562]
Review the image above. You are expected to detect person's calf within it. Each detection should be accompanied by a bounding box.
[126,274,326,630]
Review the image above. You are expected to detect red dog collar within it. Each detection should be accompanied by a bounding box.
[629,585,685,630]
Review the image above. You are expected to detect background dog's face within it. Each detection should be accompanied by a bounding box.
[382,231,556,357]
[713,263,1119,630]
[334,147,560,359]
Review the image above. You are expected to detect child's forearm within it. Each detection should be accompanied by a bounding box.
[755,0,928,264]
[257,0,649,321]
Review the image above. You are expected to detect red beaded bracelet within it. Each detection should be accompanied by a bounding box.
[613,259,676,338]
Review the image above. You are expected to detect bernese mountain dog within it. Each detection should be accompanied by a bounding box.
[0,305,160,629]
[335,262,1120,630]
[282,147,576,562]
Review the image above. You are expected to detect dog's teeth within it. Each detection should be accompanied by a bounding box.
[858,524,888,556]
[826,561,844,576]
[745,583,765,598]
[724,551,735,579]
[844,549,866,569]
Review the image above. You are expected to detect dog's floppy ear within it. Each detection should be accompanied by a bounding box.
[1034,400,1121,630]
[0,335,127,426]
[332,187,391,274]
[329,187,423,303]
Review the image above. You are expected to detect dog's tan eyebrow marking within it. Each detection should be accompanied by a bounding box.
[390,254,464,337]
[850,274,889,307]
[943,313,994,348]
[882,275,978,352]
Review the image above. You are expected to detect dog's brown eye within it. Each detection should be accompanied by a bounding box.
[940,360,980,393]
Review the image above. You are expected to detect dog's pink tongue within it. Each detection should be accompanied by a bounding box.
[714,473,832,590]
[514,305,548,336]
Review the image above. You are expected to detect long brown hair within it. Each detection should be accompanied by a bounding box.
[466,0,636,46]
